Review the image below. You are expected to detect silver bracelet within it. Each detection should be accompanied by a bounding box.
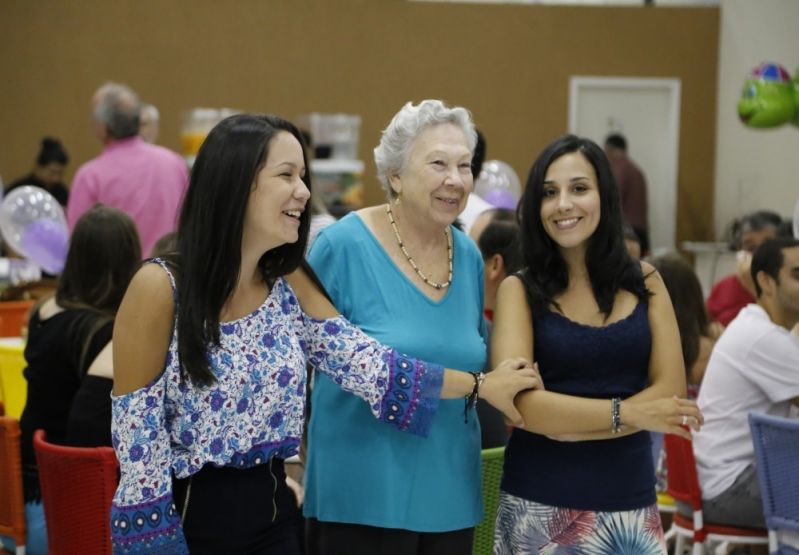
[611,397,621,433]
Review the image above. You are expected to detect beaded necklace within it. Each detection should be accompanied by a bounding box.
[385,203,453,290]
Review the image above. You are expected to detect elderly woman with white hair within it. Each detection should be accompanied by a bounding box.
[304,100,506,554]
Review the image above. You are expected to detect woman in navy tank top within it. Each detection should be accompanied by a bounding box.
[491,135,704,554]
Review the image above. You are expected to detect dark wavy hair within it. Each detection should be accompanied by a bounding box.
[517,134,649,317]
[169,113,312,385]
[56,205,142,373]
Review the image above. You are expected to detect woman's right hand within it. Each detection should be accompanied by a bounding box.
[480,358,542,427]
[621,396,703,440]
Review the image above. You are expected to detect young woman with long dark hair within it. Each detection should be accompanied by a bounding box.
[491,135,703,553]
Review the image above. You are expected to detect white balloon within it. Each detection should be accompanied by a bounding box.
[0,185,67,256]
[474,160,522,201]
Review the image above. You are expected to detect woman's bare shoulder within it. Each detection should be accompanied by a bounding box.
[112,264,175,395]
[285,267,338,319]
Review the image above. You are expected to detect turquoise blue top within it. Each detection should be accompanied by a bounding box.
[304,213,487,531]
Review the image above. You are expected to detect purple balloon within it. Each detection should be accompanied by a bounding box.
[482,189,517,210]
[19,219,69,274]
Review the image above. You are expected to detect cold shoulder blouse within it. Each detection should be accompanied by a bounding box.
[110,261,445,554]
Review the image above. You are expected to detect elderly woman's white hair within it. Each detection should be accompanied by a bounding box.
[373,100,477,199]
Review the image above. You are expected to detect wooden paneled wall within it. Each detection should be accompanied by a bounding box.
[0,0,719,243]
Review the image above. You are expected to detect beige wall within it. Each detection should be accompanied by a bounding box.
[0,0,719,243]
[714,0,799,238]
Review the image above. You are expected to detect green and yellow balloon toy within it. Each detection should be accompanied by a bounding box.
[737,62,799,128]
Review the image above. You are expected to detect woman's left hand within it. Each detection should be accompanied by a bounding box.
[481,358,542,427]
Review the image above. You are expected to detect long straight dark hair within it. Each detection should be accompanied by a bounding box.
[169,114,312,385]
[517,134,649,317]
[56,204,142,373]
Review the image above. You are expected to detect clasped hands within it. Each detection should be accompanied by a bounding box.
[480,358,543,427]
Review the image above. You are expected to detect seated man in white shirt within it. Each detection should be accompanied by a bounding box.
[693,237,799,529]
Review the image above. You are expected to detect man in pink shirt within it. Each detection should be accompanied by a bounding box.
[67,82,188,256]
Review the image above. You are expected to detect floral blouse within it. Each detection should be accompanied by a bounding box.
[110,261,444,554]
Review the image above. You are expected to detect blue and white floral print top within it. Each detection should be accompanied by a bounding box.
[110,260,444,554]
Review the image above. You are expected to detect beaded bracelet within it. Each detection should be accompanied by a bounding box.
[611,397,621,433]
[464,372,485,423]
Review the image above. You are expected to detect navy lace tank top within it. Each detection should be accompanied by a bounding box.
[501,301,656,511]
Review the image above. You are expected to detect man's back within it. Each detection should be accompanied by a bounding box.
[609,155,648,232]
[68,136,188,255]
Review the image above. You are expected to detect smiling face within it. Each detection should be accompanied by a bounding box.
[539,151,601,254]
[389,123,473,228]
[244,131,310,252]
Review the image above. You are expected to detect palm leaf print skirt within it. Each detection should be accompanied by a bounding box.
[493,491,666,554]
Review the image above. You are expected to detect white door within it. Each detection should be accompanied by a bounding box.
[568,77,681,254]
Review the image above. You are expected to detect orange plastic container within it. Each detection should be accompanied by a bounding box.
[0,300,35,337]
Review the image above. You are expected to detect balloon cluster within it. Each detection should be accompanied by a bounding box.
[738,62,799,128]
[0,186,69,274]
[474,160,522,210]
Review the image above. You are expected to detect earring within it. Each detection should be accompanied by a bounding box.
[394,190,402,206]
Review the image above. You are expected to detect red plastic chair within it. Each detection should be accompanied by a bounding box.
[33,429,119,555]
[664,432,768,555]
[0,415,26,554]
[0,400,5,416]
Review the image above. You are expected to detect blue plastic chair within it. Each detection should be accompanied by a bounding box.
[749,412,799,555]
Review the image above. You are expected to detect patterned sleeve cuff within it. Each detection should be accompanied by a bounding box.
[111,494,188,554]
[379,351,444,437]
